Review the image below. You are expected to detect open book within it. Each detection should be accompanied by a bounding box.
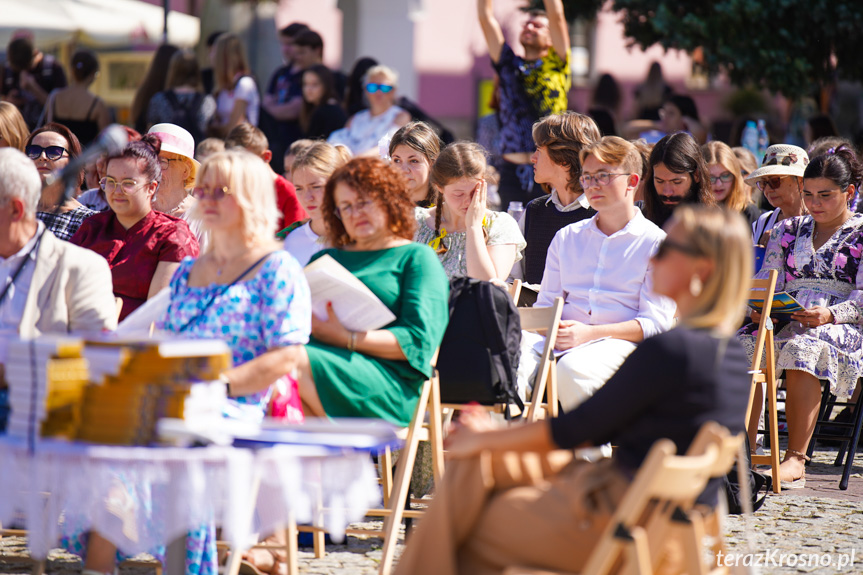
[748,291,805,318]
[304,255,396,332]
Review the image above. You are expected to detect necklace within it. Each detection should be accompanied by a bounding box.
[813,214,851,241]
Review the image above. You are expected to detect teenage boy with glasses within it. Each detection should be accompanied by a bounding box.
[517,136,675,432]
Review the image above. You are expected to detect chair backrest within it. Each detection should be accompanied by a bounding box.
[519,297,564,421]
[508,279,522,304]
[747,269,778,374]
[582,423,725,575]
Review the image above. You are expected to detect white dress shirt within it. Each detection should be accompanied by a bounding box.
[0,222,44,365]
[536,210,675,339]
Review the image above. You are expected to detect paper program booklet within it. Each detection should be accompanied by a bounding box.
[748,291,805,317]
[304,255,396,332]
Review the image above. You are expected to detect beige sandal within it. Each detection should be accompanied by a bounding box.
[780,449,810,489]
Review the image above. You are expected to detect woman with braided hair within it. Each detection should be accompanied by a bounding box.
[414,142,525,280]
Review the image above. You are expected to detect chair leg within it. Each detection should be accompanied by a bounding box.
[840,396,863,490]
[766,374,781,494]
[428,372,445,483]
[380,446,394,508]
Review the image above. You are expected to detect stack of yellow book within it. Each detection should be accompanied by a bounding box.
[77,337,231,445]
[5,337,89,441]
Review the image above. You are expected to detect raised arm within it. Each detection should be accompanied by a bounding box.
[543,0,570,61]
[477,0,505,63]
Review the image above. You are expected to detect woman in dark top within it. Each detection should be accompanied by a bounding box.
[394,205,753,575]
[300,64,347,140]
[45,50,110,147]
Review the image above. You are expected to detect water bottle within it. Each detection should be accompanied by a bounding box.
[756,119,769,160]
[507,201,524,222]
[742,121,759,160]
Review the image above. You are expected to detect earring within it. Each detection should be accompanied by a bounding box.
[690,275,703,297]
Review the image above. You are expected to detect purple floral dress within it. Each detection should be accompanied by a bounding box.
[738,214,863,397]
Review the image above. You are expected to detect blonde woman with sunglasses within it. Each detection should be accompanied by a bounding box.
[747,144,808,246]
[327,64,410,156]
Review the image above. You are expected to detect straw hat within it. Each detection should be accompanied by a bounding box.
[147,123,201,180]
[744,144,809,187]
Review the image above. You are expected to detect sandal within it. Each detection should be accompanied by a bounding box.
[779,449,810,490]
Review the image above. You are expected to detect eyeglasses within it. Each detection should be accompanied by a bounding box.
[578,172,629,188]
[191,186,232,200]
[755,176,788,192]
[365,83,394,94]
[335,198,374,220]
[100,176,147,194]
[159,158,181,170]
[654,238,703,260]
[25,144,69,161]
[709,172,734,185]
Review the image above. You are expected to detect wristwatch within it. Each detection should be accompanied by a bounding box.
[218,372,232,397]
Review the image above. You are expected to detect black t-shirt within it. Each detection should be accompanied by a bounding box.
[549,326,750,503]
[2,54,67,129]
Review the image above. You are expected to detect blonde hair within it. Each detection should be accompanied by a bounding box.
[670,205,753,336]
[579,136,642,175]
[214,33,250,93]
[292,141,352,180]
[0,102,30,151]
[429,142,492,250]
[191,150,277,247]
[702,141,750,213]
[363,65,398,87]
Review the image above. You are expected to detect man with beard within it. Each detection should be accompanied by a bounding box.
[478,0,571,210]
[642,132,715,228]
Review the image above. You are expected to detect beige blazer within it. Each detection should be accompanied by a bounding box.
[18,231,118,338]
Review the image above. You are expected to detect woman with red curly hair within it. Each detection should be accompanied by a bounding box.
[220,157,449,428]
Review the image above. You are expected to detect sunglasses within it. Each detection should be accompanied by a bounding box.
[755,176,788,192]
[25,144,69,161]
[654,238,703,260]
[191,185,232,200]
[365,83,394,94]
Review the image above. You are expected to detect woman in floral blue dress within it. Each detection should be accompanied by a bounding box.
[738,147,863,489]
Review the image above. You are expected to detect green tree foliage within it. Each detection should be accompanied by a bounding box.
[601,0,863,99]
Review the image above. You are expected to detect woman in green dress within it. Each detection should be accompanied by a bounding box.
[220,157,449,427]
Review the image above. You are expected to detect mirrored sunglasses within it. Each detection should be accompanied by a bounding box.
[365,83,394,94]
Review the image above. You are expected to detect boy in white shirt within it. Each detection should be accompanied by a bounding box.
[520,136,676,413]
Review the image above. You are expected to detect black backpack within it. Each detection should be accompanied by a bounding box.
[436,278,523,418]
[723,434,771,514]
[164,91,206,144]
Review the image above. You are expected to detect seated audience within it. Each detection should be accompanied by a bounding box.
[738,147,863,489]
[0,101,31,151]
[328,64,410,156]
[642,131,715,228]
[300,64,348,140]
[747,144,808,245]
[416,142,526,281]
[208,33,260,136]
[388,120,442,207]
[214,157,449,428]
[225,123,306,230]
[0,148,116,377]
[77,126,143,213]
[702,141,762,226]
[147,123,205,242]
[281,141,352,264]
[45,49,110,147]
[394,205,752,575]
[146,49,217,145]
[520,136,675,412]
[71,135,199,321]
[26,123,97,240]
[512,112,601,284]
[626,93,707,144]
[1,36,67,130]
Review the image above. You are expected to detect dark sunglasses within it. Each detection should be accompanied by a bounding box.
[655,238,703,260]
[755,176,788,192]
[191,186,232,200]
[365,82,394,94]
[25,144,69,161]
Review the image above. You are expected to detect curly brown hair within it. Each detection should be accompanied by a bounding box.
[322,157,417,247]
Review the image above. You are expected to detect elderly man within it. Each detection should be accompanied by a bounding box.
[0,148,116,376]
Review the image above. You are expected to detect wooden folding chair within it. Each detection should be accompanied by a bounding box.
[504,423,726,575]
[744,269,781,493]
[508,279,522,304]
[440,297,564,423]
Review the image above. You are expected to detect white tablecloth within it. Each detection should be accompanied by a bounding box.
[0,438,381,559]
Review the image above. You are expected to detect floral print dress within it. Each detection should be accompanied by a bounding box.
[738,214,863,397]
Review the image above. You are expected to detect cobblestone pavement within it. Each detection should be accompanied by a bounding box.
[2,446,861,574]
